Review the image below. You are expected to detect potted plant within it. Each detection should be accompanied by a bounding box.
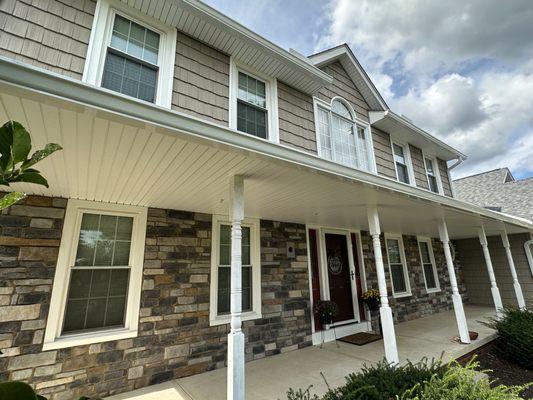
[313,300,338,326]
[360,289,380,311]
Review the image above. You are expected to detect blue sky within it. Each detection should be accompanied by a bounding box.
[205,0,533,180]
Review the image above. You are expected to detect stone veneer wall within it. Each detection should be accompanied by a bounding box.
[0,196,312,399]
[359,231,468,330]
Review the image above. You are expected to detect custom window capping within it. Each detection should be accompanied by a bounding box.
[417,237,440,293]
[314,97,376,173]
[43,200,147,350]
[424,156,442,194]
[209,215,261,326]
[229,60,279,142]
[385,234,411,297]
[83,0,176,107]
[392,142,415,186]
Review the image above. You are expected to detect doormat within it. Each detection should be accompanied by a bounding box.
[338,332,382,346]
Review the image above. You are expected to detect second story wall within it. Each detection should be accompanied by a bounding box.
[372,127,396,179]
[0,0,95,79]
[438,158,453,197]
[409,145,430,190]
[172,32,230,126]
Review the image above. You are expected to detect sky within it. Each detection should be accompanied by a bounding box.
[204,0,533,180]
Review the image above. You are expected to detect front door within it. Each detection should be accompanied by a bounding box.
[324,233,355,323]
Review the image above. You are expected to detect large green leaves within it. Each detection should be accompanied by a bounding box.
[0,120,62,210]
[0,192,26,210]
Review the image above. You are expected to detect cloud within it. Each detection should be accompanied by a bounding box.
[318,0,533,179]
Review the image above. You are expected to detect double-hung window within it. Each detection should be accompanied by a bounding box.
[424,157,440,193]
[417,238,440,292]
[43,200,147,350]
[210,215,261,325]
[385,234,411,297]
[83,0,176,107]
[393,143,412,184]
[315,98,373,172]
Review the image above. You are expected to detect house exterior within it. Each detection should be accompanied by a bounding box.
[453,168,533,306]
[0,1,531,399]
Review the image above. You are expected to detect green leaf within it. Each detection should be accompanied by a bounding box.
[11,121,32,164]
[0,381,37,400]
[21,143,63,171]
[11,172,49,187]
[0,192,26,210]
[0,121,14,171]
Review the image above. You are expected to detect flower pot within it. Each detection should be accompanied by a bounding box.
[469,331,478,340]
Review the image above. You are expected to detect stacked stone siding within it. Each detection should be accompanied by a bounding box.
[0,197,312,399]
[360,232,467,330]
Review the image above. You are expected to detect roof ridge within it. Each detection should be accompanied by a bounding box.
[453,167,508,182]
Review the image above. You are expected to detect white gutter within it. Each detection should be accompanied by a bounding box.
[0,57,531,232]
[448,156,465,170]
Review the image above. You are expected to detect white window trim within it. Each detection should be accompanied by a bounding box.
[417,236,441,293]
[391,139,416,187]
[43,199,147,351]
[422,153,443,194]
[384,233,412,298]
[82,0,177,108]
[228,57,279,143]
[525,239,533,277]
[312,96,377,174]
[209,214,262,326]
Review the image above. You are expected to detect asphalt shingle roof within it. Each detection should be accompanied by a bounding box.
[453,168,533,222]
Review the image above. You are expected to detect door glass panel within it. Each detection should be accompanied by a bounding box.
[325,233,354,322]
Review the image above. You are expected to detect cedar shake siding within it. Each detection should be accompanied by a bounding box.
[454,233,533,307]
[437,158,453,197]
[172,32,230,125]
[371,127,397,179]
[277,82,317,154]
[317,61,370,122]
[0,195,311,399]
[409,145,430,190]
[0,0,95,79]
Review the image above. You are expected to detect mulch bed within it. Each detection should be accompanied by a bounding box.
[457,340,533,399]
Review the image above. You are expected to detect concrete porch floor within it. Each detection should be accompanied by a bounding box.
[107,305,496,400]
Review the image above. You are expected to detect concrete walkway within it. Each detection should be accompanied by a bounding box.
[108,305,496,400]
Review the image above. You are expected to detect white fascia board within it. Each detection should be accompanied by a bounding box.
[0,57,531,233]
[369,110,467,161]
[182,0,333,88]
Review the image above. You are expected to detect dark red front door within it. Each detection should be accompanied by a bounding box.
[325,233,354,323]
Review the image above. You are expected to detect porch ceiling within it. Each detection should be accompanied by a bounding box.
[0,64,531,241]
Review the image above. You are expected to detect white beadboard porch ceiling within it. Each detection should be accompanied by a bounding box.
[117,0,332,94]
[0,76,531,240]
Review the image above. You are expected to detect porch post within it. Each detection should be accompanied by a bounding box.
[438,220,470,344]
[500,230,526,309]
[228,175,245,400]
[478,226,503,318]
[367,207,399,365]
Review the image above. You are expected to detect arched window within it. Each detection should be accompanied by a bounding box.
[316,98,372,171]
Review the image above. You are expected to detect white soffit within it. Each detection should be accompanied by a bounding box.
[369,110,466,161]
[308,44,388,111]
[117,0,332,94]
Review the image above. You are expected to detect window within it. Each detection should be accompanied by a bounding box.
[210,215,261,325]
[385,234,411,297]
[417,238,440,292]
[229,61,279,142]
[393,143,412,184]
[43,200,147,350]
[315,97,374,172]
[83,0,176,107]
[424,157,441,193]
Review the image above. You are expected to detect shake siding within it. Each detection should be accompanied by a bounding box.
[277,82,317,154]
[409,145,429,189]
[0,0,95,79]
[172,32,230,125]
[317,61,370,122]
[371,127,396,179]
[437,158,453,197]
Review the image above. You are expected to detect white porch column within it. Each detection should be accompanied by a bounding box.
[500,230,526,309]
[367,207,399,365]
[438,220,470,344]
[478,226,503,318]
[228,175,245,400]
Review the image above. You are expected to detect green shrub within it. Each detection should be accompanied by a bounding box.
[400,360,530,400]
[0,381,101,400]
[485,307,533,369]
[286,386,320,400]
